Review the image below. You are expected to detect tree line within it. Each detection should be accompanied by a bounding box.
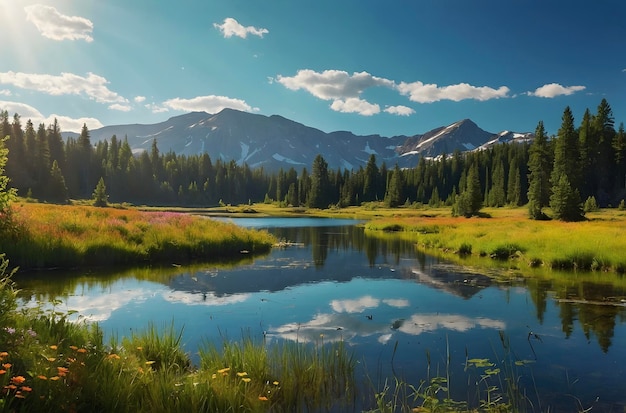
[1,98,624,221]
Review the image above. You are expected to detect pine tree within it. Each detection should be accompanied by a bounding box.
[363,154,379,202]
[309,155,330,208]
[384,164,403,207]
[527,121,552,219]
[550,174,584,221]
[453,162,481,217]
[550,108,583,221]
[47,160,68,203]
[92,177,108,207]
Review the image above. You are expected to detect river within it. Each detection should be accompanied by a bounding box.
[14,217,626,412]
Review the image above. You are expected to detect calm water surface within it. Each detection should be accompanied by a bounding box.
[15,218,626,412]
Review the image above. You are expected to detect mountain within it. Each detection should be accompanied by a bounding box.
[67,109,532,172]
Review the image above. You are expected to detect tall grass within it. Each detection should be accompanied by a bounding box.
[365,207,626,274]
[0,254,356,412]
[0,203,275,271]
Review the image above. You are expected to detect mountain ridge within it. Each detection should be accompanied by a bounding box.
[64,109,533,171]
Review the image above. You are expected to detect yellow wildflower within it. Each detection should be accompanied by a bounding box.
[49,345,58,350]
[242,377,251,383]
[49,376,61,381]
[236,372,248,377]
[217,367,230,374]
[273,381,279,385]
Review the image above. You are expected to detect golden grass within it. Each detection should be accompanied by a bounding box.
[1,202,275,271]
[364,206,626,273]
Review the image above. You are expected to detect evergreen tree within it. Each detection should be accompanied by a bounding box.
[0,136,17,219]
[46,159,68,204]
[507,157,521,206]
[550,174,584,221]
[488,159,506,207]
[384,164,403,207]
[92,177,108,207]
[363,154,379,202]
[550,107,582,221]
[613,122,626,192]
[453,162,482,217]
[527,121,552,219]
[309,155,330,208]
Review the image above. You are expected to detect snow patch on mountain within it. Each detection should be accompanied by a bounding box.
[272,153,306,165]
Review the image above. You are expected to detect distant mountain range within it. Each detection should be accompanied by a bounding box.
[64,109,533,171]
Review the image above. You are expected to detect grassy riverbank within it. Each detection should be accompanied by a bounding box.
[0,202,275,271]
[200,202,626,275]
[363,206,626,274]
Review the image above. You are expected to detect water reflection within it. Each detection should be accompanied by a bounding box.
[11,218,626,411]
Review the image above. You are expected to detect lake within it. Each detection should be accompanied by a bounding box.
[14,217,626,412]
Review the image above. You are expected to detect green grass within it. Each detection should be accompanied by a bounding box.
[0,202,275,271]
[363,206,626,275]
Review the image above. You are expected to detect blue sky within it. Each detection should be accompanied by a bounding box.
[1,0,625,137]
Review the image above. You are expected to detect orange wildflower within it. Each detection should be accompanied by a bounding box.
[69,346,78,351]
[0,370,5,375]
[49,376,61,381]
[20,386,32,392]
[2,363,11,369]
[11,376,26,385]
[57,367,69,376]
[37,375,48,380]
[77,348,87,354]
[49,345,58,350]
[47,357,56,362]
[14,392,25,399]
[4,384,17,390]
[258,396,269,401]
[0,351,8,358]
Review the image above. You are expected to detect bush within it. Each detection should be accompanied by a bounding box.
[583,196,599,213]
[458,243,472,256]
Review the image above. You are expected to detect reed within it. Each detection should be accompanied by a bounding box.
[0,202,275,271]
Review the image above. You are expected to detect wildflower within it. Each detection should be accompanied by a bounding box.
[145,361,156,365]
[2,363,11,369]
[49,345,58,350]
[77,348,87,354]
[37,375,48,380]
[69,345,78,351]
[0,351,8,358]
[236,372,248,377]
[27,329,37,337]
[20,386,32,392]
[241,377,251,383]
[273,381,279,386]
[136,346,143,351]
[258,396,269,401]
[47,357,56,362]
[57,367,69,377]
[14,392,25,399]
[4,384,17,390]
[0,370,5,375]
[211,373,217,379]
[4,327,15,334]
[11,376,26,385]
[49,376,61,381]
[217,367,230,374]
[106,354,121,360]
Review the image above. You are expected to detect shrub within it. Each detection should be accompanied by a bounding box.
[458,243,472,256]
[583,196,599,213]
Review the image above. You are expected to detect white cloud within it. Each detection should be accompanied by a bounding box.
[134,95,146,103]
[0,89,11,97]
[528,83,586,98]
[330,98,380,116]
[0,71,128,104]
[330,295,380,313]
[163,95,254,113]
[214,17,268,39]
[146,103,169,114]
[384,105,415,116]
[24,4,93,42]
[109,103,132,112]
[277,69,394,101]
[0,100,102,132]
[397,81,510,103]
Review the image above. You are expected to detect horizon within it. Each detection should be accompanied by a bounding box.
[1,1,625,137]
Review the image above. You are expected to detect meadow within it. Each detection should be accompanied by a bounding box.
[0,202,275,271]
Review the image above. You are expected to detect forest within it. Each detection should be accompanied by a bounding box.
[1,98,624,221]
